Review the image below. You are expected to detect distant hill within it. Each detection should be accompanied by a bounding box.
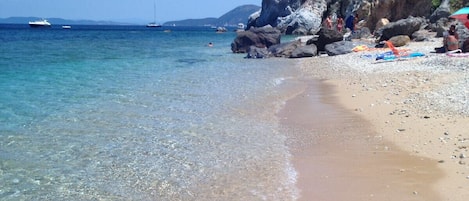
[163,5,260,27]
[0,17,129,25]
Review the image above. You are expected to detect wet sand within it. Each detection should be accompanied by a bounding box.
[279,78,443,201]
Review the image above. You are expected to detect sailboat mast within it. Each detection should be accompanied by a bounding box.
[153,0,156,23]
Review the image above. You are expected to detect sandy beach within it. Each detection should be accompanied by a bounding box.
[281,37,469,200]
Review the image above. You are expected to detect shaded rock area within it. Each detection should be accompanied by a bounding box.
[249,0,435,35]
[387,35,411,47]
[290,45,318,58]
[325,41,372,56]
[233,0,469,58]
[310,28,344,51]
[248,0,326,35]
[231,26,281,53]
[375,17,427,42]
[269,40,302,57]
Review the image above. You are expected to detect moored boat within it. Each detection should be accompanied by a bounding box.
[29,19,51,27]
[62,25,72,29]
[146,23,162,28]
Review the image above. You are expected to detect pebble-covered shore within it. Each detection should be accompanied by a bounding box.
[302,38,469,116]
[299,37,469,200]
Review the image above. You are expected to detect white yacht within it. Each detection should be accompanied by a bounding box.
[29,19,52,27]
[146,22,162,28]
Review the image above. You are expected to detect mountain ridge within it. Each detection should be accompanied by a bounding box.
[164,5,260,27]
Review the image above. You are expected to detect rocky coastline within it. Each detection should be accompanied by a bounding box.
[232,0,469,59]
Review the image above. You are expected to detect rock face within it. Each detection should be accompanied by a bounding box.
[268,40,302,57]
[312,28,344,51]
[354,0,432,32]
[290,44,318,58]
[325,41,359,56]
[248,0,434,35]
[231,26,281,53]
[248,0,327,35]
[387,35,411,47]
[429,0,451,23]
[376,17,426,41]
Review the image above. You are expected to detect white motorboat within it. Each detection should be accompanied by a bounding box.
[62,25,72,29]
[29,19,51,27]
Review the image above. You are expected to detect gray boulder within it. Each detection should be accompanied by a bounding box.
[325,41,370,56]
[429,0,451,23]
[376,16,426,41]
[311,28,344,51]
[246,46,270,59]
[412,30,430,42]
[290,44,318,58]
[268,40,302,57]
[248,0,326,35]
[388,35,411,47]
[231,26,281,53]
[277,6,323,35]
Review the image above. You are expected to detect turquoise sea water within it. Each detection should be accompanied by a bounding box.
[0,25,303,200]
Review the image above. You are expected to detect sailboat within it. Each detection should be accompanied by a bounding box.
[146,0,162,27]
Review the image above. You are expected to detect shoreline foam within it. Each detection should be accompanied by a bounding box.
[284,38,469,200]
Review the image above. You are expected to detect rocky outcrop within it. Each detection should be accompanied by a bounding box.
[246,46,270,59]
[429,0,451,23]
[375,17,426,42]
[248,0,327,35]
[325,41,362,56]
[268,40,302,57]
[248,0,435,35]
[242,40,318,59]
[387,35,411,47]
[290,45,318,58]
[231,26,281,53]
[353,0,432,32]
[309,28,343,51]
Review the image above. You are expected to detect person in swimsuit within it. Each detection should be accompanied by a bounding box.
[444,25,459,51]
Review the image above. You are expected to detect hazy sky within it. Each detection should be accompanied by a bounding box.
[0,0,261,23]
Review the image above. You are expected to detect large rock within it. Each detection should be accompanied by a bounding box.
[231,26,281,53]
[387,35,411,47]
[268,40,302,57]
[375,18,390,32]
[248,0,326,35]
[290,44,318,58]
[325,41,371,56]
[277,6,323,35]
[310,28,343,51]
[246,46,270,59]
[412,30,431,42]
[429,0,451,23]
[360,0,432,32]
[247,0,436,35]
[376,17,426,41]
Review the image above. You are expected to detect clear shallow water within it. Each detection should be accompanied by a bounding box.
[0,25,302,200]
